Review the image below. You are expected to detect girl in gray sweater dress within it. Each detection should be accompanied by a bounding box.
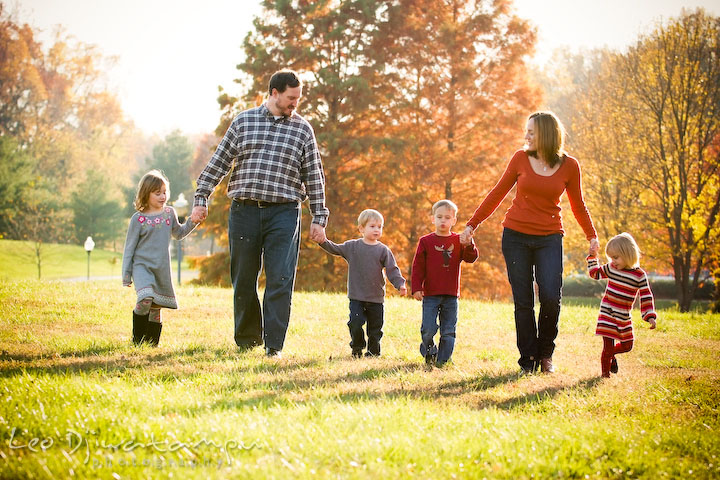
[122,170,197,346]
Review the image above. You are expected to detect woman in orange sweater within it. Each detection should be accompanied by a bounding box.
[460,111,599,375]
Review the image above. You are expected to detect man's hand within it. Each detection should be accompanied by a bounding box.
[413,291,423,301]
[191,206,207,223]
[310,223,326,243]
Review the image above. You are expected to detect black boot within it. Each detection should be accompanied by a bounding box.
[132,312,150,344]
[146,321,162,347]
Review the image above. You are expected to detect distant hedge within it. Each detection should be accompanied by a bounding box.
[563,275,714,300]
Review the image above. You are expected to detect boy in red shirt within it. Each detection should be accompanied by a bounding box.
[412,200,478,367]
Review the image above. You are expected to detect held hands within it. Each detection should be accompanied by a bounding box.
[459,225,474,246]
[310,223,327,244]
[588,237,600,257]
[190,206,207,224]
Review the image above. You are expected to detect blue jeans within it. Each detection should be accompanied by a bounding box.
[420,295,458,365]
[348,300,384,355]
[229,200,300,351]
[501,228,564,370]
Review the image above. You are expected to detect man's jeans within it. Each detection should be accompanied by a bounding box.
[229,200,300,351]
[348,300,384,355]
[420,295,458,365]
[501,228,563,371]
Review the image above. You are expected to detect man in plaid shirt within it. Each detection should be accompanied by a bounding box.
[191,70,329,357]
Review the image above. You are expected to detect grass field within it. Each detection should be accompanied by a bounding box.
[0,239,196,281]
[1,280,718,479]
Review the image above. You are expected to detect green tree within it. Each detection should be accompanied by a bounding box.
[0,135,33,237]
[145,130,194,202]
[70,171,124,247]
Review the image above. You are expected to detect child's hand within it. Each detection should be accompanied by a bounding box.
[399,286,408,296]
[648,318,657,329]
[412,291,423,301]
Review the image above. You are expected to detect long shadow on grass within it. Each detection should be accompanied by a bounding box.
[184,365,604,414]
[0,344,320,378]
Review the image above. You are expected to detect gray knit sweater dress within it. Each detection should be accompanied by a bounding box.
[122,206,197,309]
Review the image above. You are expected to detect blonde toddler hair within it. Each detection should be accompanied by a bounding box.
[605,232,641,269]
[357,209,384,227]
[432,199,458,215]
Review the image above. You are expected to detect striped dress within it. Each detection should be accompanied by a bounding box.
[587,256,657,341]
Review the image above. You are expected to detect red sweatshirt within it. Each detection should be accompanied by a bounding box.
[467,150,596,239]
[411,232,478,297]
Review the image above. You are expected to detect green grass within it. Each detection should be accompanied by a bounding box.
[0,239,123,280]
[1,280,719,479]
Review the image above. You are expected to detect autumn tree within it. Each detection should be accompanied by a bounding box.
[0,3,134,247]
[567,9,720,311]
[374,0,539,297]
[195,0,539,298]
[217,0,403,290]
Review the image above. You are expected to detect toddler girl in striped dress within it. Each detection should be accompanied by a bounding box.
[587,233,657,377]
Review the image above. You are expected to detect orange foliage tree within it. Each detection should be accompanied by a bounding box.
[196,0,539,299]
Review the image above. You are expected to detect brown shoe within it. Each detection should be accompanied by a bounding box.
[540,357,555,373]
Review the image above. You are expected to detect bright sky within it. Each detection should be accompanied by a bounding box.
[12,0,720,136]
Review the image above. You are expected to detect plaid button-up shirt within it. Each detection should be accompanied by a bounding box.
[194,104,329,226]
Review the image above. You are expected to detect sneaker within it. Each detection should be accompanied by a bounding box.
[365,351,380,357]
[352,350,363,358]
[610,357,618,374]
[520,367,534,376]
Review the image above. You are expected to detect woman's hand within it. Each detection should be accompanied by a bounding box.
[459,225,474,245]
[588,237,600,257]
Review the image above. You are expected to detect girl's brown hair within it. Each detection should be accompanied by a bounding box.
[526,111,566,168]
[133,170,169,212]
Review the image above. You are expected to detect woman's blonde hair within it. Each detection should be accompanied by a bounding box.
[133,170,169,212]
[357,209,384,227]
[527,111,566,168]
[605,232,641,269]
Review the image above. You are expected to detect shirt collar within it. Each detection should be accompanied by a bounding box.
[260,102,294,121]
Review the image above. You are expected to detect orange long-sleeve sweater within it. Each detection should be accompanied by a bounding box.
[467,150,597,239]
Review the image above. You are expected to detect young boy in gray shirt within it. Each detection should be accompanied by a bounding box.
[318,209,407,357]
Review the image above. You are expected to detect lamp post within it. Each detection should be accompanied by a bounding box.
[174,193,189,285]
[84,236,95,281]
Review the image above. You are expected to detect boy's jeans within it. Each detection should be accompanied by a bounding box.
[420,295,458,365]
[348,300,384,355]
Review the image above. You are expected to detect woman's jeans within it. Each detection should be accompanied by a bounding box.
[420,295,459,365]
[229,200,301,351]
[501,228,563,371]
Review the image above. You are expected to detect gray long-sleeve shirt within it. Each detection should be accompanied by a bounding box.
[320,238,406,304]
